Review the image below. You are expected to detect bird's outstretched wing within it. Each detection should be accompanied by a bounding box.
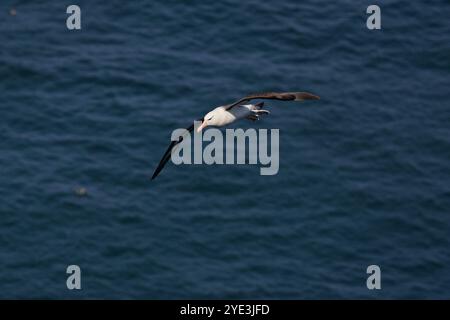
[151,121,199,180]
[225,92,320,110]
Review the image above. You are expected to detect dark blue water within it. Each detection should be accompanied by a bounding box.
[1,1,450,299]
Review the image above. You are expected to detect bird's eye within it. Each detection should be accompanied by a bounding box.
[208,116,214,121]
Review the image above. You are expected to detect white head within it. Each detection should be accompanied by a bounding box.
[197,108,223,132]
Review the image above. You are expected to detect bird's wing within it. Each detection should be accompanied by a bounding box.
[151,121,198,180]
[225,92,320,110]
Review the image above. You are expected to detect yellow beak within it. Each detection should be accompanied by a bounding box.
[197,121,207,133]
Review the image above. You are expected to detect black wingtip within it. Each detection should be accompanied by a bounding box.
[150,120,198,182]
[151,167,162,180]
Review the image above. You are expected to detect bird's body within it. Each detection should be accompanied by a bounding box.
[203,103,268,128]
[206,106,236,127]
[151,91,320,180]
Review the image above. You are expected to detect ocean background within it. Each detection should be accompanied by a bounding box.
[1,0,449,299]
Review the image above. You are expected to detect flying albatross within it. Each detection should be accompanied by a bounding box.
[151,91,320,180]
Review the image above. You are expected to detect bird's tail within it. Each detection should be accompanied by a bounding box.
[254,102,264,109]
[249,102,270,117]
[253,109,270,115]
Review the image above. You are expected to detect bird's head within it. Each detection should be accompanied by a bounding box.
[197,109,219,132]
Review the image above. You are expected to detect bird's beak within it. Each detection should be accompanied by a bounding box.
[197,120,207,133]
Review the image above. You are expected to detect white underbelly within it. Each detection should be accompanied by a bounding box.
[222,105,252,125]
[209,105,253,127]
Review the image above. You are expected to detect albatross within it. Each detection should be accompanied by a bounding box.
[151,91,320,180]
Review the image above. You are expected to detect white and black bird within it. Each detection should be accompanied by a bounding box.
[151,91,320,180]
